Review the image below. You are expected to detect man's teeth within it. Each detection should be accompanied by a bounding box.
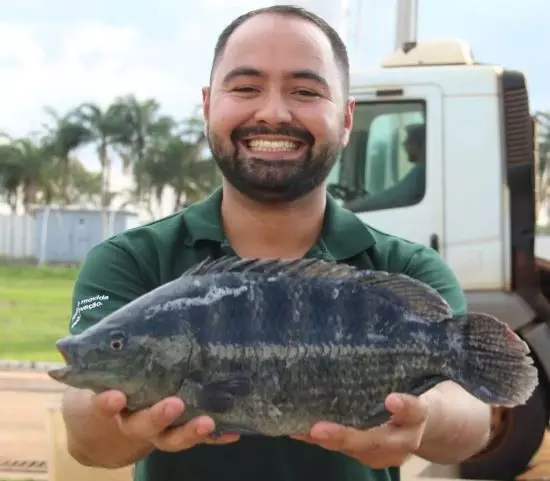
[247,139,299,152]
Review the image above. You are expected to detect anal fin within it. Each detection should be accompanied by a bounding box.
[362,403,393,430]
[406,375,449,397]
[360,376,450,430]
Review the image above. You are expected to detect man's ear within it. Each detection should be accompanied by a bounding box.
[201,86,211,136]
[202,86,210,123]
[341,97,355,147]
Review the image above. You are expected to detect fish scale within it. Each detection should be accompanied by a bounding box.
[48,255,539,438]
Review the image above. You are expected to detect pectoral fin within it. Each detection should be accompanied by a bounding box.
[179,372,253,414]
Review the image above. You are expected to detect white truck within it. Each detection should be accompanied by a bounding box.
[327,38,549,480]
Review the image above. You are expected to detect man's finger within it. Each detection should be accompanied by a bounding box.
[306,422,384,453]
[154,417,239,452]
[386,393,429,426]
[307,419,425,457]
[117,397,185,440]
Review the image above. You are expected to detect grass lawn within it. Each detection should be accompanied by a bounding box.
[0,263,79,362]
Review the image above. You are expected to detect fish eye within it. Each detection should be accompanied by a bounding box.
[109,331,126,351]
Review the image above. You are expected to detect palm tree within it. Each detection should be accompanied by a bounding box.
[63,158,103,206]
[167,134,220,210]
[0,95,221,219]
[132,111,220,215]
[69,101,138,237]
[40,106,94,203]
[0,144,23,213]
[72,102,133,207]
[0,134,56,214]
[109,94,175,172]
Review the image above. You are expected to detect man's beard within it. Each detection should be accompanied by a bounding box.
[207,124,341,203]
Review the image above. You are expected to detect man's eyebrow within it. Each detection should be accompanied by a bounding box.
[221,66,329,88]
[222,67,263,84]
[290,69,329,88]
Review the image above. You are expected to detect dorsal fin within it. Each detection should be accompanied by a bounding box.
[356,270,454,322]
[183,256,454,322]
[182,255,359,278]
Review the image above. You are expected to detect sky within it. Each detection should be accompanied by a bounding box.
[0,0,547,138]
[0,0,548,214]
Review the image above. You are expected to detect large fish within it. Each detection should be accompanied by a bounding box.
[48,256,539,437]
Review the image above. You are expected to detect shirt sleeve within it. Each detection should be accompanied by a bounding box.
[68,240,151,335]
[403,246,468,315]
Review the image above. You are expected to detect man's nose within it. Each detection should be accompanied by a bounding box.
[253,91,292,125]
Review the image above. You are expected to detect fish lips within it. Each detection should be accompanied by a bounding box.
[48,364,73,382]
[48,336,77,382]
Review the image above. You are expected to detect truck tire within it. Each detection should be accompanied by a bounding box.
[458,384,549,481]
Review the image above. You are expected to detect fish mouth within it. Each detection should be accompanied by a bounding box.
[48,339,75,382]
[47,364,73,382]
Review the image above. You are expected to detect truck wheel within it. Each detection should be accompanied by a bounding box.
[458,384,549,481]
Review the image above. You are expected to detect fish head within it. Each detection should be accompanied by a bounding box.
[48,296,200,401]
[47,318,155,395]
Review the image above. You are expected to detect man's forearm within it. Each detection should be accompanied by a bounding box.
[414,381,493,464]
[61,387,153,468]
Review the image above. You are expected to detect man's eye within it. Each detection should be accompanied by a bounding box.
[295,89,320,97]
[233,87,258,93]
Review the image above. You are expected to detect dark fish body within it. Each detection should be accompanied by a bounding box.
[49,256,539,437]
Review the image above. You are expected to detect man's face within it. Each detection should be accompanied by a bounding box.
[404,136,419,162]
[403,136,423,164]
[202,13,354,203]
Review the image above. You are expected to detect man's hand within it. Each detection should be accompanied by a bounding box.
[292,381,493,468]
[292,392,429,469]
[62,387,241,469]
[93,390,240,452]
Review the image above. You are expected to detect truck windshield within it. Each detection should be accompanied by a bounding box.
[327,100,427,212]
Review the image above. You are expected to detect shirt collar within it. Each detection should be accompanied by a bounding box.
[182,187,376,261]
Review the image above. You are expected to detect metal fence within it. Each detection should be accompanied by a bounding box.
[3,211,550,263]
[0,209,141,264]
[0,214,35,260]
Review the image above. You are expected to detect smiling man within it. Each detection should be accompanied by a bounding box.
[205,9,351,211]
[59,5,497,481]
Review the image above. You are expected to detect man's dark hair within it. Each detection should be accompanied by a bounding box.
[405,123,426,147]
[209,4,350,93]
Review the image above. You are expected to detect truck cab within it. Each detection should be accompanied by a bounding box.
[327,39,550,480]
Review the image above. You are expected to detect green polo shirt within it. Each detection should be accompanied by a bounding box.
[68,187,466,481]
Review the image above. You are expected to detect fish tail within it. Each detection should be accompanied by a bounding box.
[457,312,539,407]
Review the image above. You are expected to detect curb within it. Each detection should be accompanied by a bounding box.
[0,360,64,372]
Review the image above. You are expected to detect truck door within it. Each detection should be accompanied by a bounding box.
[329,84,444,253]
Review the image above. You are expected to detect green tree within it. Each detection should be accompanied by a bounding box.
[131,109,220,215]
[71,101,133,209]
[0,134,56,213]
[0,95,221,219]
[40,106,94,203]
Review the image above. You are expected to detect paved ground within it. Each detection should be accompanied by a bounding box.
[0,371,62,480]
[1,369,550,481]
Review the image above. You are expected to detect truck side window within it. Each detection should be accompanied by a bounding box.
[328,101,427,212]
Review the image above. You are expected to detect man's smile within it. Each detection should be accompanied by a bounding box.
[238,135,308,160]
